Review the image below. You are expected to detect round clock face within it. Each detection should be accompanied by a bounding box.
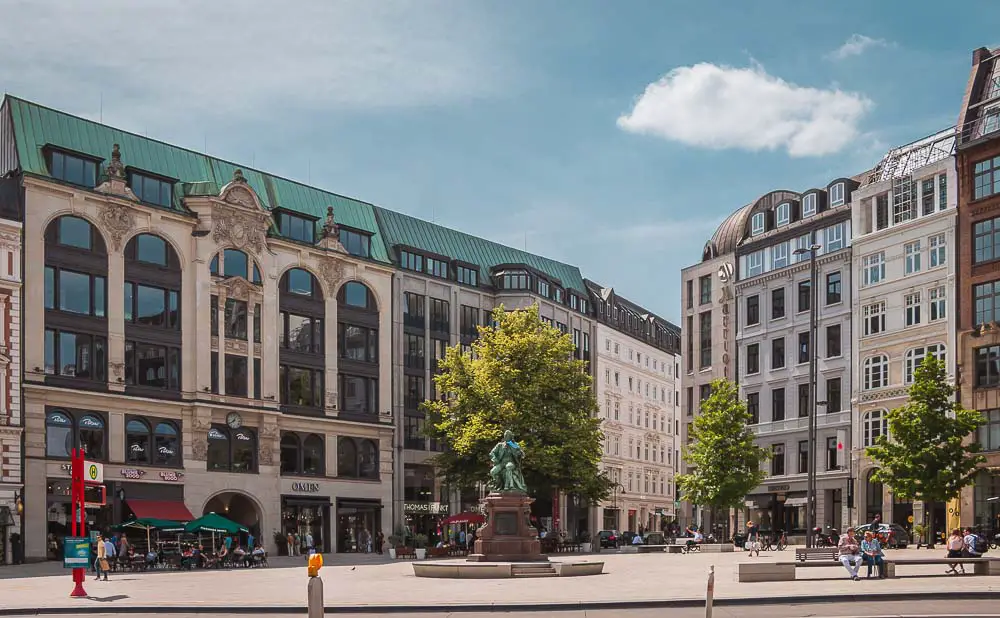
[226,412,243,429]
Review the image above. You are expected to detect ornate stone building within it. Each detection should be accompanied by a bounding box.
[2,96,395,560]
[0,192,22,564]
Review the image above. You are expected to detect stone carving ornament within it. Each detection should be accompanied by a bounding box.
[98,202,136,253]
[259,442,274,466]
[260,423,279,439]
[212,209,268,255]
[191,438,208,461]
[318,257,345,296]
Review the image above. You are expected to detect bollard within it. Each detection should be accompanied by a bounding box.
[705,564,714,618]
[307,552,324,618]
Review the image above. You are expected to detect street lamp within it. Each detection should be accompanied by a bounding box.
[794,240,822,548]
[611,483,626,530]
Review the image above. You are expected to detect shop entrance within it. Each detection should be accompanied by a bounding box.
[281,496,330,555]
[203,492,262,540]
[336,499,381,553]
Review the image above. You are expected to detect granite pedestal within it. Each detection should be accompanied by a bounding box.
[467,492,546,563]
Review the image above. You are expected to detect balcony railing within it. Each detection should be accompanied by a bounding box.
[752,410,851,436]
[403,313,424,330]
[958,112,1000,147]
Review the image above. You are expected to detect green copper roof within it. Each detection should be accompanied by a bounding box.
[373,206,588,294]
[3,96,389,263]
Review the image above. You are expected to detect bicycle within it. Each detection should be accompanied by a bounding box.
[776,530,788,551]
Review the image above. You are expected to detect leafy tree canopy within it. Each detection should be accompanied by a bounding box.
[867,355,985,504]
[423,304,611,504]
[676,379,769,512]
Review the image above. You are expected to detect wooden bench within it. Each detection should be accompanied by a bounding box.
[393,546,416,559]
[636,544,667,553]
[556,542,582,553]
[794,547,839,563]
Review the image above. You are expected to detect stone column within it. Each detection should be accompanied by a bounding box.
[106,248,126,392]
[324,291,338,416]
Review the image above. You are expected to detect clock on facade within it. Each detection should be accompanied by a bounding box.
[226,412,243,429]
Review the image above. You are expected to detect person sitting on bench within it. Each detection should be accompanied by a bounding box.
[837,528,863,581]
[861,531,886,579]
[685,526,703,550]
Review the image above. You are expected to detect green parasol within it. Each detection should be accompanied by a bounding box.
[184,512,248,552]
[115,518,186,549]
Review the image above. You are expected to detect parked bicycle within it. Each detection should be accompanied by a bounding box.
[760,530,787,552]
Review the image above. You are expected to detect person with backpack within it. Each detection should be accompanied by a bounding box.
[963,527,987,559]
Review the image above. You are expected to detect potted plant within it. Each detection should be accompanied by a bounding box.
[387,533,404,559]
[913,524,926,549]
[413,533,429,560]
[580,530,592,553]
[273,531,288,556]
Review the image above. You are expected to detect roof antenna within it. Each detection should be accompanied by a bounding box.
[204,134,207,153]
[99,92,103,123]
[523,231,527,251]
[308,159,311,184]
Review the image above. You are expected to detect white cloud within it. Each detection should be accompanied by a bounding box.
[828,34,890,60]
[617,62,873,157]
[0,0,508,128]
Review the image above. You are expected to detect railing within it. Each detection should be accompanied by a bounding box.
[752,410,851,435]
[403,313,424,329]
[958,111,1000,147]
[404,354,425,370]
[404,436,426,451]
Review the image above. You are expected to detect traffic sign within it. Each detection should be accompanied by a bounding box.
[84,461,103,484]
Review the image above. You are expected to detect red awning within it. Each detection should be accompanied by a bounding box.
[127,499,195,522]
[442,512,485,526]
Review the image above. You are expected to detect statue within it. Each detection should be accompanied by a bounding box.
[320,206,338,239]
[488,430,527,493]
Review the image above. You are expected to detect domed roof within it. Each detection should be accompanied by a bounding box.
[702,202,754,262]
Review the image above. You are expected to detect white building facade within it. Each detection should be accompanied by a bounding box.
[849,130,957,530]
[0,215,22,565]
[587,281,680,534]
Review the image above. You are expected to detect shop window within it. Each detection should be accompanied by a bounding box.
[153,421,181,466]
[280,432,325,476]
[126,418,151,464]
[207,425,257,473]
[45,410,74,458]
[124,417,182,468]
[338,437,379,479]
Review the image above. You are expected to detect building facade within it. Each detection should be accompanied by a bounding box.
[850,131,957,530]
[679,206,750,530]
[734,182,856,542]
[0,165,22,564]
[586,280,680,534]
[377,207,597,542]
[956,46,1000,532]
[2,97,398,560]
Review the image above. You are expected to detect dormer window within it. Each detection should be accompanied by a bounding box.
[554,287,564,303]
[277,211,316,244]
[400,250,423,272]
[456,265,479,287]
[829,183,845,207]
[751,212,765,235]
[339,228,371,258]
[538,279,550,297]
[426,257,448,279]
[48,150,98,188]
[500,270,529,290]
[570,295,579,310]
[128,171,173,208]
[776,203,791,226]
[802,194,817,217]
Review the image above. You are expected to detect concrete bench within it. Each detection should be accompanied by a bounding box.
[883,557,1000,578]
[794,547,839,563]
[636,544,667,553]
[665,544,685,554]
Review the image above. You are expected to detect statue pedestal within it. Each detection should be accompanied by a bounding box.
[468,492,546,562]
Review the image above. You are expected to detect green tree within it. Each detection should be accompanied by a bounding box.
[677,379,770,534]
[866,355,985,547]
[423,304,611,505]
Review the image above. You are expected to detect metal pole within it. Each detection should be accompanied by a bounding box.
[705,564,715,618]
[807,243,818,549]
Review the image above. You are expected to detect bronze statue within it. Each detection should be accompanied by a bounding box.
[320,206,338,239]
[489,430,527,493]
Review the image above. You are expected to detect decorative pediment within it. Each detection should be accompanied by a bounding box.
[317,206,347,253]
[219,169,264,211]
[94,144,139,202]
[217,276,260,301]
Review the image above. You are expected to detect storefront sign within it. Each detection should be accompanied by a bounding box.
[404,502,448,514]
[291,482,320,493]
[60,463,72,472]
[159,471,184,482]
[63,537,91,568]
[718,263,734,379]
[119,468,146,480]
[767,485,790,492]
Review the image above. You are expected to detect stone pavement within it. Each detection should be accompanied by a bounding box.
[0,548,997,613]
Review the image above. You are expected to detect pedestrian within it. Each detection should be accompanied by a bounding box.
[305,531,315,555]
[94,534,110,581]
[837,528,863,581]
[963,527,983,559]
[746,520,760,557]
[294,532,301,556]
[286,531,294,557]
[376,530,384,554]
[946,529,965,574]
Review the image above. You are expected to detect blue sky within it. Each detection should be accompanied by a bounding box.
[2,1,999,323]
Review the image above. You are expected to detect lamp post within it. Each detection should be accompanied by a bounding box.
[794,239,822,548]
[611,483,625,531]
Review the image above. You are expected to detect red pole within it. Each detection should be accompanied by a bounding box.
[70,449,87,598]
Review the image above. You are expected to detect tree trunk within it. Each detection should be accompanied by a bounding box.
[925,501,935,550]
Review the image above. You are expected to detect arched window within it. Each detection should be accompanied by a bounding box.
[124,234,182,393]
[209,249,262,284]
[153,421,180,467]
[232,428,256,473]
[866,469,884,521]
[44,216,108,385]
[280,433,301,475]
[45,410,73,458]
[863,409,888,447]
[207,426,230,472]
[359,439,378,479]
[863,355,889,390]
[337,437,358,477]
[206,425,258,474]
[904,344,946,383]
[280,269,324,411]
[77,414,106,460]
[303,434,324,476]
[338,282,379,417]
[126,418,151,464]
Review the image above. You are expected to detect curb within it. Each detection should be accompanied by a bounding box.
[3,590,1000,615]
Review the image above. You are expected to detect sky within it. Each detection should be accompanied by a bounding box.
[2,1,999,324]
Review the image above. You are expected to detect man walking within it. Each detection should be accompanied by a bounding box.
[838,528,863,581]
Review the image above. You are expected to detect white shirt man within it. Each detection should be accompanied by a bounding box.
[837,529,863,581]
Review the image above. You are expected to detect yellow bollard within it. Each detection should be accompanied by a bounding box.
[307,553,324,618]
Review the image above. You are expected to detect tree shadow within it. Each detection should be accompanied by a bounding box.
[83,594,130,602]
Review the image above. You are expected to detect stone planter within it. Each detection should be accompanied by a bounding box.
[415,548,427,560]
[581,542,592,553]
[388,548,397,559]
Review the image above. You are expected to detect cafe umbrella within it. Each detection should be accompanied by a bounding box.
[184,512,248,550]
[115,518,186,552]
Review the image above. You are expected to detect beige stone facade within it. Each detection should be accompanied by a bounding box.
[0,217,22,564]
[20,171,395,561]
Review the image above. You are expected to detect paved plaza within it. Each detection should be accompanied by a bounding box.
[0,549,996,613]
